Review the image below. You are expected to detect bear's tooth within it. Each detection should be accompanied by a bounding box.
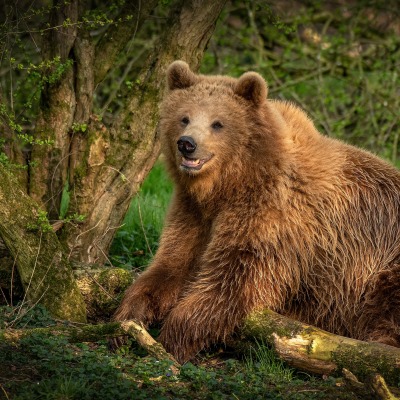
[183,158,200,166]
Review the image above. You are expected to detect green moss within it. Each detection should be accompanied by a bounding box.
[66,322,122,343]
[94,269,132,302]
[332,343,400,385]
[85,268,133,320]
[243,309,303,341]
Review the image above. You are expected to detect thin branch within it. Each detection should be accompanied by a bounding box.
[0,287,8,307]
[136,194,154,257]
[15,231,43,319]
[0,384,10,400]
[10,249,17,307]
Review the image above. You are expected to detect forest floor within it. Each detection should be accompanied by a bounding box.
[0,308,359,400]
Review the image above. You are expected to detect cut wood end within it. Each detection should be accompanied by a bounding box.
[272,333,337,375]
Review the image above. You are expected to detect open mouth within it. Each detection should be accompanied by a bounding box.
[180,155,212,171]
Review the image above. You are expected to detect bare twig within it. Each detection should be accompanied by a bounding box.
[15,232,43,319]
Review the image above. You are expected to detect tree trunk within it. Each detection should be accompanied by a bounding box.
[21,0,227,264]
[0,164,86,322]
[64,0,227,263]
[29,0,79,219]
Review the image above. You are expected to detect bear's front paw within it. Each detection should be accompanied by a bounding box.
[113,287,155,326]
[114,274,182,326]
[158,309,206,364]
[158,329,200,364]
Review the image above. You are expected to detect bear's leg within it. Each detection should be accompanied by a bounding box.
[158,246,289,363]
[114,198,208,326]
[359,264,400,347]
[158,283,253,363]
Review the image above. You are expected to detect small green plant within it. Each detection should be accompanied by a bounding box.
[63,213,86,223]
[30,375,89,400]
[71,122,88,133]
[26,209,53,233]
[17,133,54,146]
[59,179,86,222]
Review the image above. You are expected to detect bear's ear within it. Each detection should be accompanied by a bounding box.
[167,60,198,91]
[234,72,268,106]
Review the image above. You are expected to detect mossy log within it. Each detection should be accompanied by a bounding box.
[239,309,400,386]
[0,164,86,322]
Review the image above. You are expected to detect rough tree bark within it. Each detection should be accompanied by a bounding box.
[0,164,86,322]
[9,0,227,265]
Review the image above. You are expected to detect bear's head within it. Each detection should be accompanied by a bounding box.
[159,61,271,197]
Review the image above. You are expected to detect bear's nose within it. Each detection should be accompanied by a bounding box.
[177,136,197,155]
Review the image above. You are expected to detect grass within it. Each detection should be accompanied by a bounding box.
[244,340,294,383]
[109,161,173,271]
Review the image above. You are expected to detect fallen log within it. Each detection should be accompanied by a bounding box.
[239,308,400,386]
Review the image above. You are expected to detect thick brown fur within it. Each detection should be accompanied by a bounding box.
[114,61,400,363]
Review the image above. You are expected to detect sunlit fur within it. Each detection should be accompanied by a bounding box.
[114,61,400,363]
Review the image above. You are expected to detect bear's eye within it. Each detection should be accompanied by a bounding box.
[181,117,190,127]
[211,121,223,131]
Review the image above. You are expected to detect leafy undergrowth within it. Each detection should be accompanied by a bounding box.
[0,305,359,400]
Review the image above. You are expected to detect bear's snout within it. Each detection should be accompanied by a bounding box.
[177,136,197,155]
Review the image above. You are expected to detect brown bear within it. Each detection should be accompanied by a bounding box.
[114,60,400,363]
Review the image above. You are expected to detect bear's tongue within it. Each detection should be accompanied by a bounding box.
[182,157,201,167]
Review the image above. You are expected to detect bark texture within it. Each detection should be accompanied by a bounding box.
[22,0,227,264]
[0,164,86,322]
